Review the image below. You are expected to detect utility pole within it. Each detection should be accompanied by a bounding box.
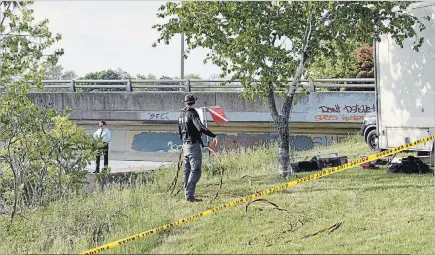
[181,33,185,80]
[0,3,3,67]
[179,1,185,92]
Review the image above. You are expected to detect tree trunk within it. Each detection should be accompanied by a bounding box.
[277,116,291,176]
[278,56,308,177]
[266,81,294,177]
[7,163,18,231]
[276,10,313,176]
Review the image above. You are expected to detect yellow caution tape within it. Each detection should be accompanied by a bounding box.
[80,135,435,255]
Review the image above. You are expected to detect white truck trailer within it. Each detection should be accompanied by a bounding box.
[374,2,435,166]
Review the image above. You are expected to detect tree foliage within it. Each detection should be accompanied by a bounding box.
[44,64,77,80]
[79,68,132,92]
[308,42,374,91]
[135,73,156,80]
[353,45,374,78]
[173,73,202,80]
[0,1,63,87]
[153,1,430,175]
[307,40,361,80]
[81,68,132,80]
[133,73,202,91]
[0,1,99,221]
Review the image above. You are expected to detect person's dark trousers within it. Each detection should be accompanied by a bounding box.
[95,143,109,173]
[182,142,202,200]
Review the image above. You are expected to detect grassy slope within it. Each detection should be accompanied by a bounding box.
[0,135,433,254]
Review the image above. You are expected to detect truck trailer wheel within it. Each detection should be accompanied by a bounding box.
[431,142,434,167]
[366,129,379,151]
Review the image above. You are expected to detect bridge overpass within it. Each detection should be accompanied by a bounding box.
[27,79,375,160]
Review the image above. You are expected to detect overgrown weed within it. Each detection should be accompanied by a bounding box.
[0,134,433,254]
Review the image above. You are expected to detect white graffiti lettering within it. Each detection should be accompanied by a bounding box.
[167,141,182,153]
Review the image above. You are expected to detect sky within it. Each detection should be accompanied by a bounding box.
[32,1,222,79]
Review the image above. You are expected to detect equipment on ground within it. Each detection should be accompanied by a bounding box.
[290,152,348,172]
[388,156,432,174]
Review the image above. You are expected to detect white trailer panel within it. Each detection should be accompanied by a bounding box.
[376,2,435,151]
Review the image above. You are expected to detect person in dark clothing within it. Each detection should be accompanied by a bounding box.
[178,94,218,202]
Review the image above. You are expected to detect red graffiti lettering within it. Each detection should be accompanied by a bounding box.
[314,115,339,121]
[341,115,365,122]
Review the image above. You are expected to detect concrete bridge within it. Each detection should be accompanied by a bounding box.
[28,89,375,161]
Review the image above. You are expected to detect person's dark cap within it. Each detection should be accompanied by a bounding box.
[183,94,197,103]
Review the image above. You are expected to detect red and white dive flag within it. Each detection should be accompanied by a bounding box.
[209,106,228,123]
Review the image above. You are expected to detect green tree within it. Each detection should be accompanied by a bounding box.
[135,73,157,80]
[172,74,203,91]
[353,45,374,78]
[134,73,200,91]
[157,75,181,92]
[307,40,361,80]
[82,68,131,80]
[79,68,132,91]
[132,73,158,91]
[153,1,430,176]
[0,1,99,222]
[44,64,64,80]
[173,73,202,80]
[308,41,374,91]
[61,69,77,80]
[44,64,77,80]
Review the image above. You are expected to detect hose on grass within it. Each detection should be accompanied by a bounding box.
[169,139,224,202]
[168,149,184,195]
[204,146,225,203]
[244,198,289,214]
[302,221,343,238]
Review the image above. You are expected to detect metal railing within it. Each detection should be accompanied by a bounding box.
[23,78,375,92]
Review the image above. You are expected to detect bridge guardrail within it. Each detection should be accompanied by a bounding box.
[17,78,374,92]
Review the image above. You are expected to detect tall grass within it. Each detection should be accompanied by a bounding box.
[0,134,433,254]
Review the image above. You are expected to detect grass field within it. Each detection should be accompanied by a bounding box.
[0,135,433,254]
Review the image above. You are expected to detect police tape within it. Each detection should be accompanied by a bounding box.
[79,135,435,255]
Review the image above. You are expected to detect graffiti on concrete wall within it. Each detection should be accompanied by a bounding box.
[341,115,365,122]
[315,103,375,122]
[131,132,349,153]
[314,114,365,122]
[319,104,375,114]
[167,141,182,153]
[314,115,339,122]
[132,132,180,152]
[210,133,278,152]
[344,104,375,113]
[318,105,341,113]
[145,112,170,121]
[311,135,347,147]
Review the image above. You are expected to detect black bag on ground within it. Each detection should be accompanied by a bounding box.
[387,156,431,174]
[291,157,321,173]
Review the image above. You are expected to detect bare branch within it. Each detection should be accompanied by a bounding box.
[282,8,313,117]
[0,1,12,29]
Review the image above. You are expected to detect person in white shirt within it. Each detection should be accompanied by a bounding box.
[93,120,111,173]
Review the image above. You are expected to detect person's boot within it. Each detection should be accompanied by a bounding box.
[186,197,202,202]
